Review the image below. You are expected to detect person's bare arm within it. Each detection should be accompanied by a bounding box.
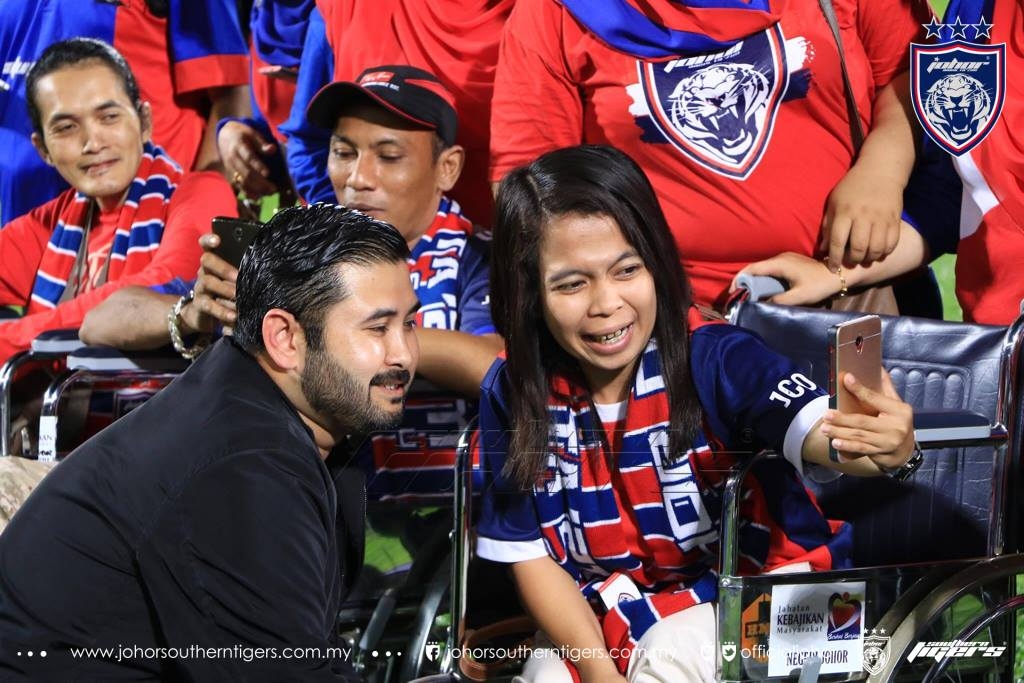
[512,556,627,683]
[79,288,180,348]
[79,234,238,348]
[821,72,920,267]
[194,85,252,174]
[733,222,929,306]
[414,329,503,398]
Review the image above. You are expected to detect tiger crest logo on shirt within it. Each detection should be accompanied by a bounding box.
[911,18,1005,156]
[635,25,789,179]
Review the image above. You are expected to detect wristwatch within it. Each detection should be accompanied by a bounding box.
[167,290,210,360]
[881,443,923,481]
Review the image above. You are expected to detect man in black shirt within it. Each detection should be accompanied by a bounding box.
[0,204,420,681]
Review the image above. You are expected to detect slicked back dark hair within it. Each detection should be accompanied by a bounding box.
[491,144,701,489]
[26,38,143,139]
[234,203,411,353]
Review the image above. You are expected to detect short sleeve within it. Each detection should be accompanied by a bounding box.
[854,0,930,87]
[456,233,496,336]
[475,360,548,563]
[167,0,249,93]
[690,325,828,472]
[488,0,585,182]
[903,140,963,257]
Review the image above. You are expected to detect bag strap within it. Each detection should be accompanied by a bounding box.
[457,615,537,681]
[818,0,865,151]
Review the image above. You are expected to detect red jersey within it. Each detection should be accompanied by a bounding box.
[490,0,926,307]
[316,0,514,223]
[0,172,238,361]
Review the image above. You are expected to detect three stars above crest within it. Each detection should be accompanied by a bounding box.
[923,16,994,41]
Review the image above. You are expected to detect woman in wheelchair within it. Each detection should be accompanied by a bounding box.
[475,145,917,683]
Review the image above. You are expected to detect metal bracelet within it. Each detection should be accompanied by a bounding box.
[167,291,209,361]
[823,256,849,298]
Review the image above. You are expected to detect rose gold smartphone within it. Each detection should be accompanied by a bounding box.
[828,315,883,462]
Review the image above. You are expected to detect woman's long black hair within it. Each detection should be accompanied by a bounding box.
[490,144,702,489]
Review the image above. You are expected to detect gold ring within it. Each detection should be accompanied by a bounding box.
[232,171,243,186]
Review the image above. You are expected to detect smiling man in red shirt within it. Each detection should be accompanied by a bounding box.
[0,38,237,363]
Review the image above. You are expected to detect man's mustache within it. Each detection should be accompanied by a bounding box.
[370,370,412,387]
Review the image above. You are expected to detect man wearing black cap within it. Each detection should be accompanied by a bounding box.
[304,64,502,498]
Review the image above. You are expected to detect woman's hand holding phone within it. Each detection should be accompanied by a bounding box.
[819,370,915,472]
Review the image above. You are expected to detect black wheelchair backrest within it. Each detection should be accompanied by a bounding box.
[731,301,1008,565]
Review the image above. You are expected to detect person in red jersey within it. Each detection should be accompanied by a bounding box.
[488,0,930,310]
[0,39,237,363]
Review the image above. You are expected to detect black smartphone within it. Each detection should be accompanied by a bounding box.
[828,315,883,462]
[211,217,262,268]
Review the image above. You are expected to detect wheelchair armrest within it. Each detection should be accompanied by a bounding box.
[66,346,189,373]
[733,273,787,302]
[30,328,84,355]
[913,409,1006,449]
[719,450,780,579]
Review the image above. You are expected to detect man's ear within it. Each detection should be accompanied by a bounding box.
[260,308,306,371]
[435,144,465,193]
[138,101,153,144]
[31,132,53,166]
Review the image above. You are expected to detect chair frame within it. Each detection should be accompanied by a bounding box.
[0,329,85,457]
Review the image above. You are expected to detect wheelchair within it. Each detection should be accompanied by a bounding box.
[0,330,187,461]
[0,329,84,457]
[410,290,1024,683]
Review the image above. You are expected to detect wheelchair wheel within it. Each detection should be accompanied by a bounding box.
[868,555,1024,683]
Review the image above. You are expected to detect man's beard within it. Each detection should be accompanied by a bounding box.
[300,342,410,437]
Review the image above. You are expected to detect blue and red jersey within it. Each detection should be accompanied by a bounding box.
[247,0,314,140]
[476,321,849,663]
[0,0,248,224]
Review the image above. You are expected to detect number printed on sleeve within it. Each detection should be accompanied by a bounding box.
[768,373,817,408]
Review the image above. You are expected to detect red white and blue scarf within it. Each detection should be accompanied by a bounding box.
[29,143,181,312]
[560,0,785,58]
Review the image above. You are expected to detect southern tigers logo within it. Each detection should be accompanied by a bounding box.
[634,25,790,179]
[911,40,1005,155]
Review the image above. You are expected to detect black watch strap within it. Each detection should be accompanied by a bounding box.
[883,443,923,481]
